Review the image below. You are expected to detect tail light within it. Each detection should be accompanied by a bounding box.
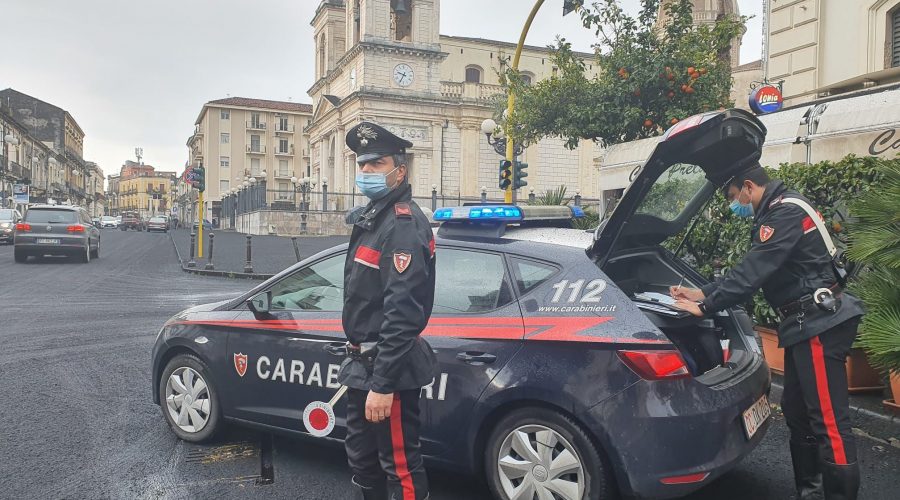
[617,350,691,380]
[67,225,85,233]
[16,223,31,232]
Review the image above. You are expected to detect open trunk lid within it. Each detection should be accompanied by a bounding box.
[588,109,767,267]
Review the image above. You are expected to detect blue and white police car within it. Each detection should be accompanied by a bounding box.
[152,109,772,499]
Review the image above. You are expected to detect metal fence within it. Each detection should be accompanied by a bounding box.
[221,184,604,218]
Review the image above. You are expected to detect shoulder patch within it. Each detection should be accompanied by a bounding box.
[393,252,412,273]
[394,203,412,218]
[759,225,775,242]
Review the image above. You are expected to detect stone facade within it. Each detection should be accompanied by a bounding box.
[306,0,603,205]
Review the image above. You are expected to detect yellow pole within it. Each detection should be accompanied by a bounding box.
[198,191,204,258]
[505,0,546,204]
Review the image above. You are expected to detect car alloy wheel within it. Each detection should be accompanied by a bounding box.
[165,366,212,434]
[497,424,585,500]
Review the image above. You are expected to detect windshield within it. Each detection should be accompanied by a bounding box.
[0,209,15,221]
[101,216,115,221]
[25,209,78,224]
[635,163,709,221]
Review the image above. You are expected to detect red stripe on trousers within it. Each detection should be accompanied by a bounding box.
[810,336,848,465]
[390,395,416,500]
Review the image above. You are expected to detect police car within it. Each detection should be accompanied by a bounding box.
[152,109,772,500]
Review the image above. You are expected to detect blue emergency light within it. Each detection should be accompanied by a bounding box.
[433,205,524,222]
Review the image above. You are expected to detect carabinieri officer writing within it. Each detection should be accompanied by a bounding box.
[672,164,864,500]
[340,121,436,500]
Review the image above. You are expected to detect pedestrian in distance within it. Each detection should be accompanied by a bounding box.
[340,121,437,500]
[671,165,864,500]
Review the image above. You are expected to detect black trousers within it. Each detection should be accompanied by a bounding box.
[782,317,860,465]
[345,388,429,500]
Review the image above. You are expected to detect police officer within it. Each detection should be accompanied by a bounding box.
[672,165,864,500]
[341,121,437,500]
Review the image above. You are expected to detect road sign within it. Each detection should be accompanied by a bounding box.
[171,207,178,214]
[13,184,29,204]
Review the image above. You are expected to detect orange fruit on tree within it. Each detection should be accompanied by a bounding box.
[691,72,700,80]
[699,67,708,75]
[643,119,653,128]
[687,66,696,74]
[685,86,695,94]
[670,118,679,125]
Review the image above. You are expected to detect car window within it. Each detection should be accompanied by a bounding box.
[150,217,166,222]
[635,163,709,221]
[433,248,513,314]
[0,209,15,220]
[24,209,77,224]
[510,258,558,294]
[270,254,345,311]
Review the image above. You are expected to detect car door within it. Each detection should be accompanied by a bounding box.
[418,246,525,459]
[224,252,348,432]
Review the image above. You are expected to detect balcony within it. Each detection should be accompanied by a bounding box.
[274,145,295,156]
[274,171,293,179]
[246,121,266,131]
[274,124,295,134]
[246,145,267,154]
[440,81,504,101]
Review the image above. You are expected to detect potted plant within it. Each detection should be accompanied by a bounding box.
[850,160,900,413]
[751,296,784,374]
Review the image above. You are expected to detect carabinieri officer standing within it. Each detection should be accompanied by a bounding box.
[672,165,864,500]
[340,121,436,500]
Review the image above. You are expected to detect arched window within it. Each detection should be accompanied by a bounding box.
[391,0,412,42]
[520,73,534,86]
[465,65,482,83]
[318,34,327,77]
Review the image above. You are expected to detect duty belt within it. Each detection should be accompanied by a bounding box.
[346,342,378,363]
[777,284,841,318]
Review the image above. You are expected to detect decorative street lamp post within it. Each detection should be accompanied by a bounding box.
[481,118,524,204]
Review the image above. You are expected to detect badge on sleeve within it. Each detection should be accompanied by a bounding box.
[759,225,775,242]
[393,252,412,273]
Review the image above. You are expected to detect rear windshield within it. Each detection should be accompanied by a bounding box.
[150,217,166,222]
[25,209,78,224]
[0,209,16,220]
[635,163,708,221]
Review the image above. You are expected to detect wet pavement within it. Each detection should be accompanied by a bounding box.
[1,230,898,499]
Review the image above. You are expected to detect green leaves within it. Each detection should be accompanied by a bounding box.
[504,0,745,148]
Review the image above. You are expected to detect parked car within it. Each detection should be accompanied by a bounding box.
[0,208,23,244]
[152,109,773,500]
[147,216,169,233]
[120,211,145,231]
[192,219,213,231]
[14,205,100,263]
[100,216,119,228]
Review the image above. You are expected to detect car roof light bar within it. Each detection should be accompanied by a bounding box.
[433,205,524,222]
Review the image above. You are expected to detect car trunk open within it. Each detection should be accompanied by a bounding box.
[589,109,768,381]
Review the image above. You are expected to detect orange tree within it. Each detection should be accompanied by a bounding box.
[505,0,745,148]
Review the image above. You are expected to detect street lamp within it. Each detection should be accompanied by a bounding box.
[481,118,523,157]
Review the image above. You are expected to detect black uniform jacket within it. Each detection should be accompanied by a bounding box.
[339,183,437,393]
[701,181,864,347]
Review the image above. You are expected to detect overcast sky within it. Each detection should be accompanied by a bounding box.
[1,0,762,180]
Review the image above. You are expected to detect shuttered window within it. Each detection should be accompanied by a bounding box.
[893,9,900,67]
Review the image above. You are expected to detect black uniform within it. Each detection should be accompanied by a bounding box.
[340,122,436,500]
[700,180,864,499]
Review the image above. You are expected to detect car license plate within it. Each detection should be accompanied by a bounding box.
[742,394,771,440]
[36,238,60,245]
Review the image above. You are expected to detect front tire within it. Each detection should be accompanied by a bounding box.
[484,408,616,500]
[159,354,221,442]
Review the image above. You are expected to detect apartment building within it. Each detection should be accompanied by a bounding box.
[187,97,313,224]
[116,161,176,218]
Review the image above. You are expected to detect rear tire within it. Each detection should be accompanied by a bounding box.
[91,238,100,259]
[159,354,221,443]
[81,242,91,263]
[14,249,27,263]
[484,407,616,500]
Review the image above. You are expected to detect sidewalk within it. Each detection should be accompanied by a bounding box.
[170,228,348,278]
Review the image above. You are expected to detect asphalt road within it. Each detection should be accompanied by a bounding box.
[1,229,898,499]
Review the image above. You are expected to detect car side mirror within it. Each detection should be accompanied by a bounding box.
[247,291,272,317]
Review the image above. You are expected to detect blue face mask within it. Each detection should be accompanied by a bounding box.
[729,186,754,218]
[355,167,398,200]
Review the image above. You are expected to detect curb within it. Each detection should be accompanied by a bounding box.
[169,231,274,280]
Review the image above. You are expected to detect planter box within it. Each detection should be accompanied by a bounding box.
[754,327,882,391]
[885,371,900,416]
[845,347,885,394]
[755,326,783,375]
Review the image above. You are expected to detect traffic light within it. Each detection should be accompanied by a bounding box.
[513,161,528,189]
[498,160,512,190]
[194,165,206,192]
